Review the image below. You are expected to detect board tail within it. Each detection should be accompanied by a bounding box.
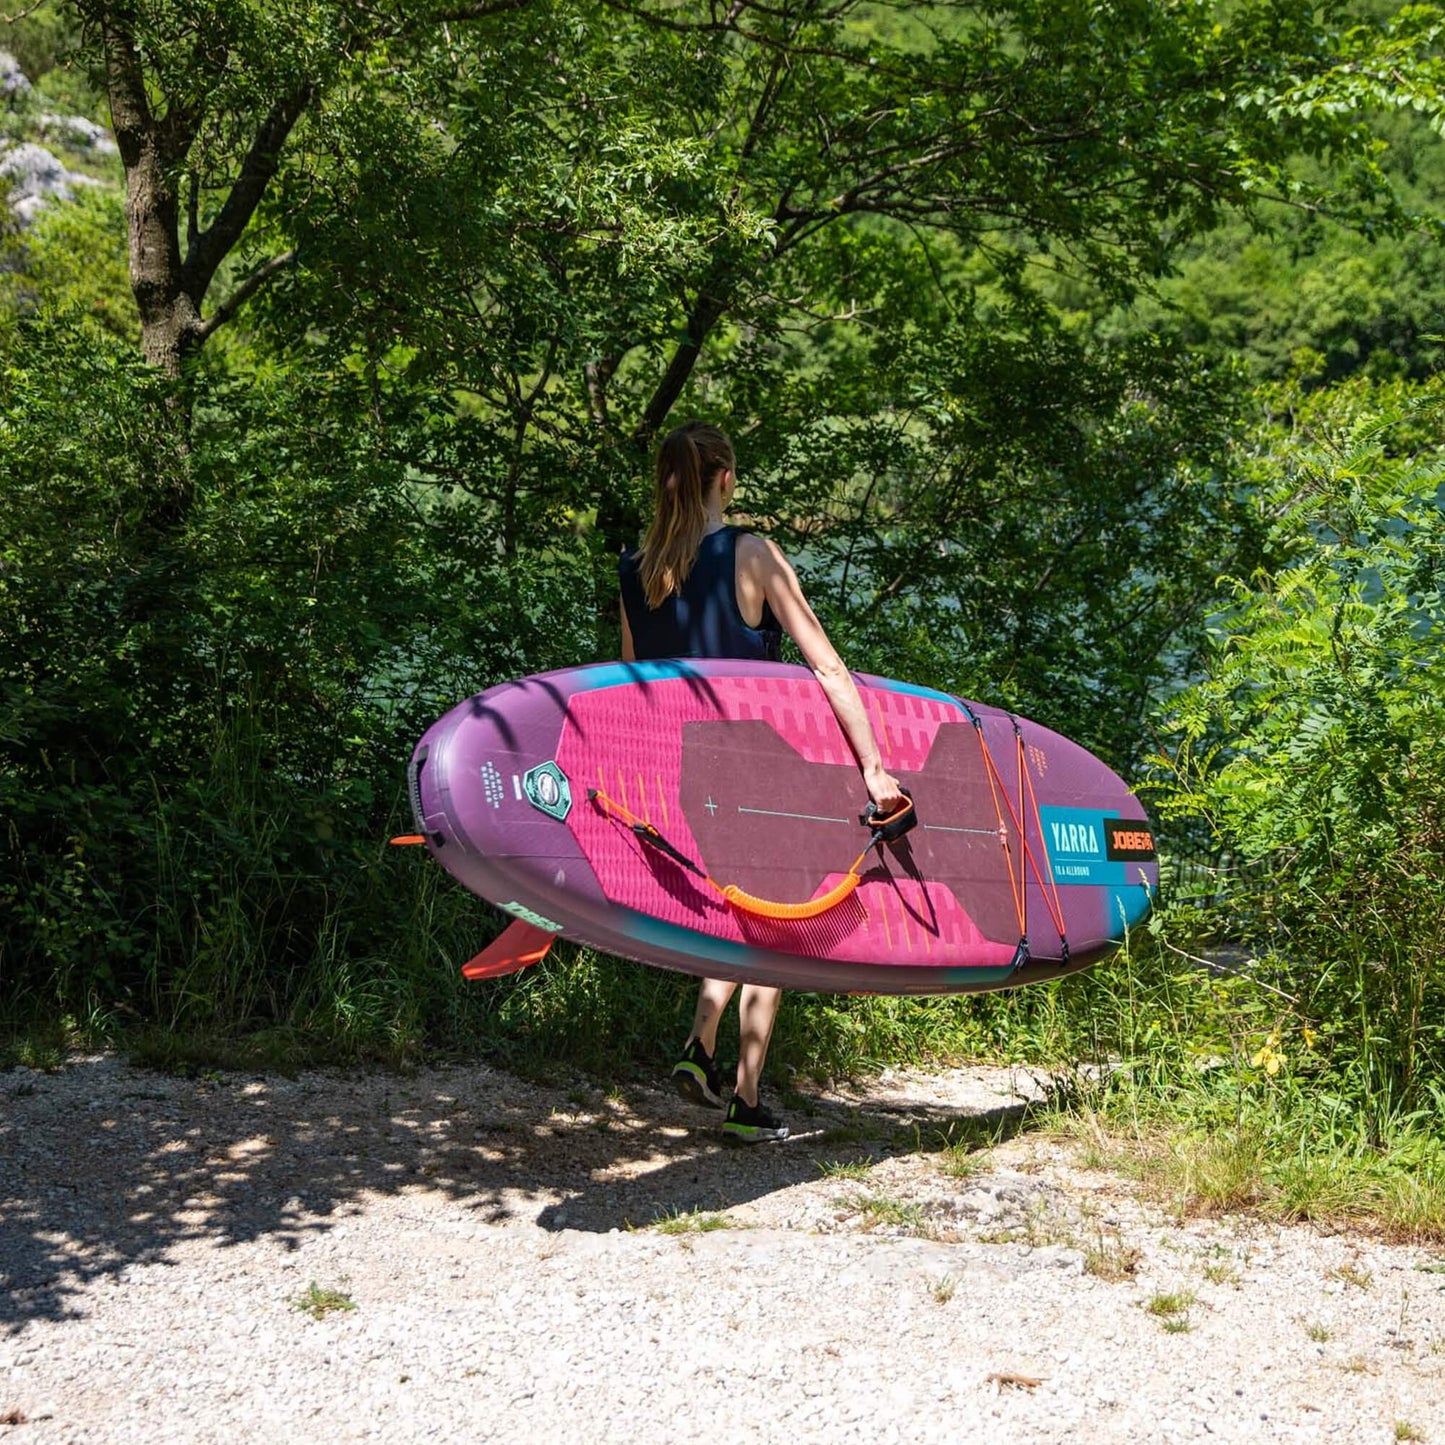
[461,920,557,980]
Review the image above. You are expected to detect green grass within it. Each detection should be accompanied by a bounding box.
[932,1114,1003,1179]
[1049,1063,1445,1245]
[1144,1290,1195,1333]
[817,1158,873,1181]
[653,1208,735,1235]
[0,1014,98,1073]
[293,1281,357,1320]
[837,1192,927,1231]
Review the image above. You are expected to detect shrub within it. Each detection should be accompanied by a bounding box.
[1154,377,1445,1132]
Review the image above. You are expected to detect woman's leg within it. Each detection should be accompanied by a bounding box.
[733,984,781,1108]
[687,977,737,1056]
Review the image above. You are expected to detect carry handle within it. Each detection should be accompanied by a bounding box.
[859,788,916,845]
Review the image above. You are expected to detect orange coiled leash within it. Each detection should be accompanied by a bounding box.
[587,788,917,921]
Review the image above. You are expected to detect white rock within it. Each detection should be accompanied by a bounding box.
[0,140,99,223]
[0,50,30,96]
[36,111,119,155]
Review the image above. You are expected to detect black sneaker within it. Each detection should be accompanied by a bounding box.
[722,1095,789,1144]
[671,1038,725,1110]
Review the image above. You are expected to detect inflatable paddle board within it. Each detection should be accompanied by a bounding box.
[405,660,1157,995]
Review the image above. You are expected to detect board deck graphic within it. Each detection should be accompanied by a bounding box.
[410,660,1157,995]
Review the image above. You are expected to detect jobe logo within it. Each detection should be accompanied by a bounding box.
[1104,819,1156,861]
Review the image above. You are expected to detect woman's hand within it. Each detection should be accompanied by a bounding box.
[864,766,906,816]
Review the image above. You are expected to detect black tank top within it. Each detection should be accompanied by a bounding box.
[619,526,783,662]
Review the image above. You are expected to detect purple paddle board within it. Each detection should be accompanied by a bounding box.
[408,660,1156,995]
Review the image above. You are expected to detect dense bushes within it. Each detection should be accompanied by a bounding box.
[4,321,1443,1124]
[1153,379,1445,1128]
[0,322,593,1050]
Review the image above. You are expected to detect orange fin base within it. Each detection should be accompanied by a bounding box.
[461,920,557,980]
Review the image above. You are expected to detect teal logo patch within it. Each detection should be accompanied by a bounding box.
[499,900,562,932]
[523,761,572,821]
[1039,806,1124,886]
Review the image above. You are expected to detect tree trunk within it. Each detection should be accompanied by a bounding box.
[124,145,204,376]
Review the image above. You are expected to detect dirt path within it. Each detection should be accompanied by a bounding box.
[2,1056,1443,1443]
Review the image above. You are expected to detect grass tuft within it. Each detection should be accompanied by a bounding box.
[1328,1264,1373,1291]
[817,1158,873,1181]
[1144,1289,1195,1333]
[653,1208,735,1235]
[1084,1230,1142,1282]
[837,1192,927,1232]
[293,1280,357,1320]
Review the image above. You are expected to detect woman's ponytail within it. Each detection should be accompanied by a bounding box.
[638,421,735,608]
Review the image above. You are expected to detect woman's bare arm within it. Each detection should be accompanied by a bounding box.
[740,534,904,812]
[620,599,636,663]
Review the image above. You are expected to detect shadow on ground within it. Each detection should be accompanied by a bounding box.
[0,1055,1045,1330]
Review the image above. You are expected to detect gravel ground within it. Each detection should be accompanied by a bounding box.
[3,1055,1443,1444]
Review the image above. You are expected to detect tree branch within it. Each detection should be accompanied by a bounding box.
[430,0,533,22]
[181,85,314,307]
[584,354,620,432]
[632,284,730,445]
[596,0,973,95]
[186,170,200,255]
[195,249,298,340]
[87,4,154,168]
[2,0,56,24]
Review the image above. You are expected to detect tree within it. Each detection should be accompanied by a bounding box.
[232,0,1445,584]
[67,0,528,376]
[6,0,1443,1043]
[57,0,1445,413]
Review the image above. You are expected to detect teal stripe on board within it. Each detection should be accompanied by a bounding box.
[940,966,1017,986]
[617,906,1020,984]
[568,659,965,715]
[617,907,772,967]
[569,660,703,691]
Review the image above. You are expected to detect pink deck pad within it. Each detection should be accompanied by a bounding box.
[553,674,1017,968]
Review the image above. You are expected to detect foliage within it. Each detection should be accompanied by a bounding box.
[4,189,136,343]
[732,286,1259,764]
[1090,102,1445,386]
[1153,377,1445,1129]
[292,1280,357,1319]
[0,319,587,1043]
[1,4,84,91]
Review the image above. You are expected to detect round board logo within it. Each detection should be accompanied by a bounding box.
[522,761,572,821]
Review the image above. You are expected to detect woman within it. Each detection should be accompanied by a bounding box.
[620,420,904,1143]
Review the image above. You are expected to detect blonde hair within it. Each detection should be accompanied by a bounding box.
[637,421,735,608]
